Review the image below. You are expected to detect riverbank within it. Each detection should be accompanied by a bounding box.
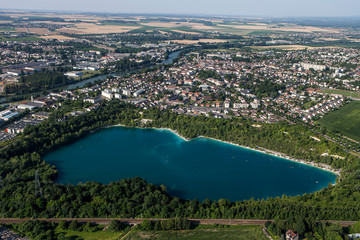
[111,124,341,178]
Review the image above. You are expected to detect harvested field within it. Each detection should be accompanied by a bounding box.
[15,27,56,35]
[172,39,229,44]
[217,24,340,33]
[141,21,198,28]
[141,21,217,30]
[57,22,141,34]
[57,28,84,34]
[346,38,360,43]
[171,30,202,35]
[192,25,219,30]
[31,21,68,25]
[40,35,75,40]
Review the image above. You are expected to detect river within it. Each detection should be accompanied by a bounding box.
[0,50,183,103]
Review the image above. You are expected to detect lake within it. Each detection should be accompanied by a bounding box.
[44,126,337,201]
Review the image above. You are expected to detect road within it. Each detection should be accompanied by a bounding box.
[0,218,356,227]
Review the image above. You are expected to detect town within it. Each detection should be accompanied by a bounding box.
[1,33,359,153]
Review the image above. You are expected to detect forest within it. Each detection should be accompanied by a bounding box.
[110,56,155,72]
[5,70,69,94]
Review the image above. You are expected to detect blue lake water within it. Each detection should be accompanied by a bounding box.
[44,127,337,201]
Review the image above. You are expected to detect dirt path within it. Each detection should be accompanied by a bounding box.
[120,226,133,240]
[262,227,273,240]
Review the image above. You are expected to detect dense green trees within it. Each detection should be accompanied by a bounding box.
[198,70,222,80]
[111,57,155,72]
[266,219,346,239]
[5,70,69,94]
[10,220,57,239]
[108,220,129,231]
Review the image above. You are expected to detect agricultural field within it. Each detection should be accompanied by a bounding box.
[15,27,56,35]
[0,27,15,32]
[0,36,42,41]
[171,39,229,44]
[57,22,141,34]
[317,88,360,99]
[2,11,346,36]
[39,35,76,40]
[318,101,360,142]
[124,226,267,240]
[170,29,202,35]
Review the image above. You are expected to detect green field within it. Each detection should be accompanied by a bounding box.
[54,225,266,240]
[318,101,360,142]
[0,28,15,32]
[319,88,360,98]
[0,36,42,41]
[303,100,317,109]
[55,227,127,240]
[124,226,267,240]
[101,22,140,26]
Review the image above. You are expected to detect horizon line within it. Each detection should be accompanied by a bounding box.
[1,8,359,19]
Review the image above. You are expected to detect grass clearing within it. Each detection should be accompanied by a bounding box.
[124,226,267,240]
[55,226,127,240]
[128,26,158,33]
[303,100,317,109]
[318,101,360,142]
[80,70,102,79]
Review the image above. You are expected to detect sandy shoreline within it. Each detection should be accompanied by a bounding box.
[200,136,341,178]
[111,124,341,178]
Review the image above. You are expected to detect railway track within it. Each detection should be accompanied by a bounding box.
[0,218,356,227]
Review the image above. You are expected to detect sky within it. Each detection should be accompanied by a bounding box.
[2,0,360,17]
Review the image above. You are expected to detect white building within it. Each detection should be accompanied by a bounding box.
[233,103,249,109]
[83,97,101,104]
[102,90,114,100]
[114,93,122,99]
[65,71,84,77]
[250,101,260,109]
[122,89,131,96]
[133,89,145,97]
[300,63,326,71]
